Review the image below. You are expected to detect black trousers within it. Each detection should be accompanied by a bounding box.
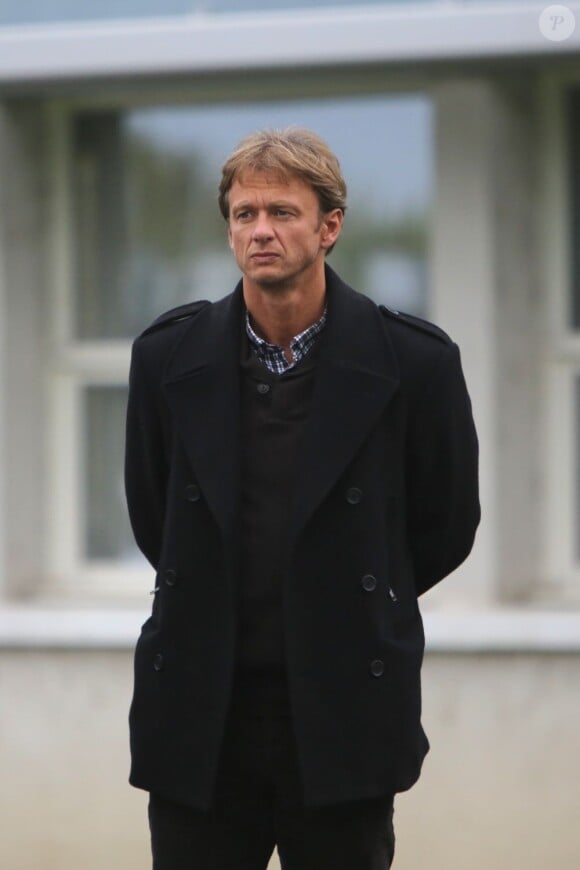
[149,698,395,869]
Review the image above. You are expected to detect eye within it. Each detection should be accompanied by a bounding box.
[235,210,253,221]
[274,208,292,218]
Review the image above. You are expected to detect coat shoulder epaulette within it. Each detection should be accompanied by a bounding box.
[139,300,211,338]
[379,304,452,345]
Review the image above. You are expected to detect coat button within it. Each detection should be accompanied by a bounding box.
[153,653,164,672]
[164,569,177,587]
[370,659,384,678]
[387,586,398,603]
[346,487,362,504]
[185,483,201,502]
[361,574,377,592]
[257,382,270,395]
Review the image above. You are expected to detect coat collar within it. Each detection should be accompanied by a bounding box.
[162,265,399,548]
[290,266,399,540]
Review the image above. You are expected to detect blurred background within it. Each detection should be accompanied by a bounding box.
[0,1,579,867]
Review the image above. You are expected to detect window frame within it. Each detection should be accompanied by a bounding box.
[46,102,149,598]
[44,76,435,600]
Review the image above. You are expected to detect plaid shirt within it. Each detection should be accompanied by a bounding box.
[245,306,327,374]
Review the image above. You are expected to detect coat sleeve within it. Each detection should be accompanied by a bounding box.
[406,341,480,596]
[124,339,168,570]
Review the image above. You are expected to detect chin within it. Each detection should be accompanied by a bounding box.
[249,269,291,290]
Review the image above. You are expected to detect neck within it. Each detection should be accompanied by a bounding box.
[243,272,326,353]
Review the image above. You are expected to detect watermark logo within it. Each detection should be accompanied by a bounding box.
[539,5,576,41]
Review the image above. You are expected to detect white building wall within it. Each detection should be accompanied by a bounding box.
[1,650,579,869]
[1,18,580,870]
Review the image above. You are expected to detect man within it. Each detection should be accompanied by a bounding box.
[125,128,480,869]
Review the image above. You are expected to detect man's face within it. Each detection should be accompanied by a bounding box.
[227,170,342,292]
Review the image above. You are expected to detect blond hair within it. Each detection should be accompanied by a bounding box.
[218,127,347,221]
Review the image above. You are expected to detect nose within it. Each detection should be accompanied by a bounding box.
[252,212,275,242]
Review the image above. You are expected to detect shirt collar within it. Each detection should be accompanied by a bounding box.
[245,306,327,374]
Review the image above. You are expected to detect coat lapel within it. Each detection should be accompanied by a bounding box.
[162,284,244,551]
[160,267,399,550]
[289,267,400,541]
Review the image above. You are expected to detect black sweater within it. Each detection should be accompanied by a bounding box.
[235,330,320,698]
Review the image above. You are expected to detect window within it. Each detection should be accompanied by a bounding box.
[70,98,432,339]
[46,91,433,598]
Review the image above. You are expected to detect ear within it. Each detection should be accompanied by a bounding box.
[320,209,344,251]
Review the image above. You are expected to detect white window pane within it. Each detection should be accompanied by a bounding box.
[71,94,432,338]
[84,386,137,563]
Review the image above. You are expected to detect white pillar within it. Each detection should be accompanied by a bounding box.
[429,79,541,605]
[0,101,50,598]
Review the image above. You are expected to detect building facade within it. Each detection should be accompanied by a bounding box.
[0,3,579,867]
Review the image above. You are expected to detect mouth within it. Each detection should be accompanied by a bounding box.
[251,253,279,263]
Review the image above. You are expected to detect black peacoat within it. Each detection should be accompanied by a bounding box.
[124,265,480,810]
